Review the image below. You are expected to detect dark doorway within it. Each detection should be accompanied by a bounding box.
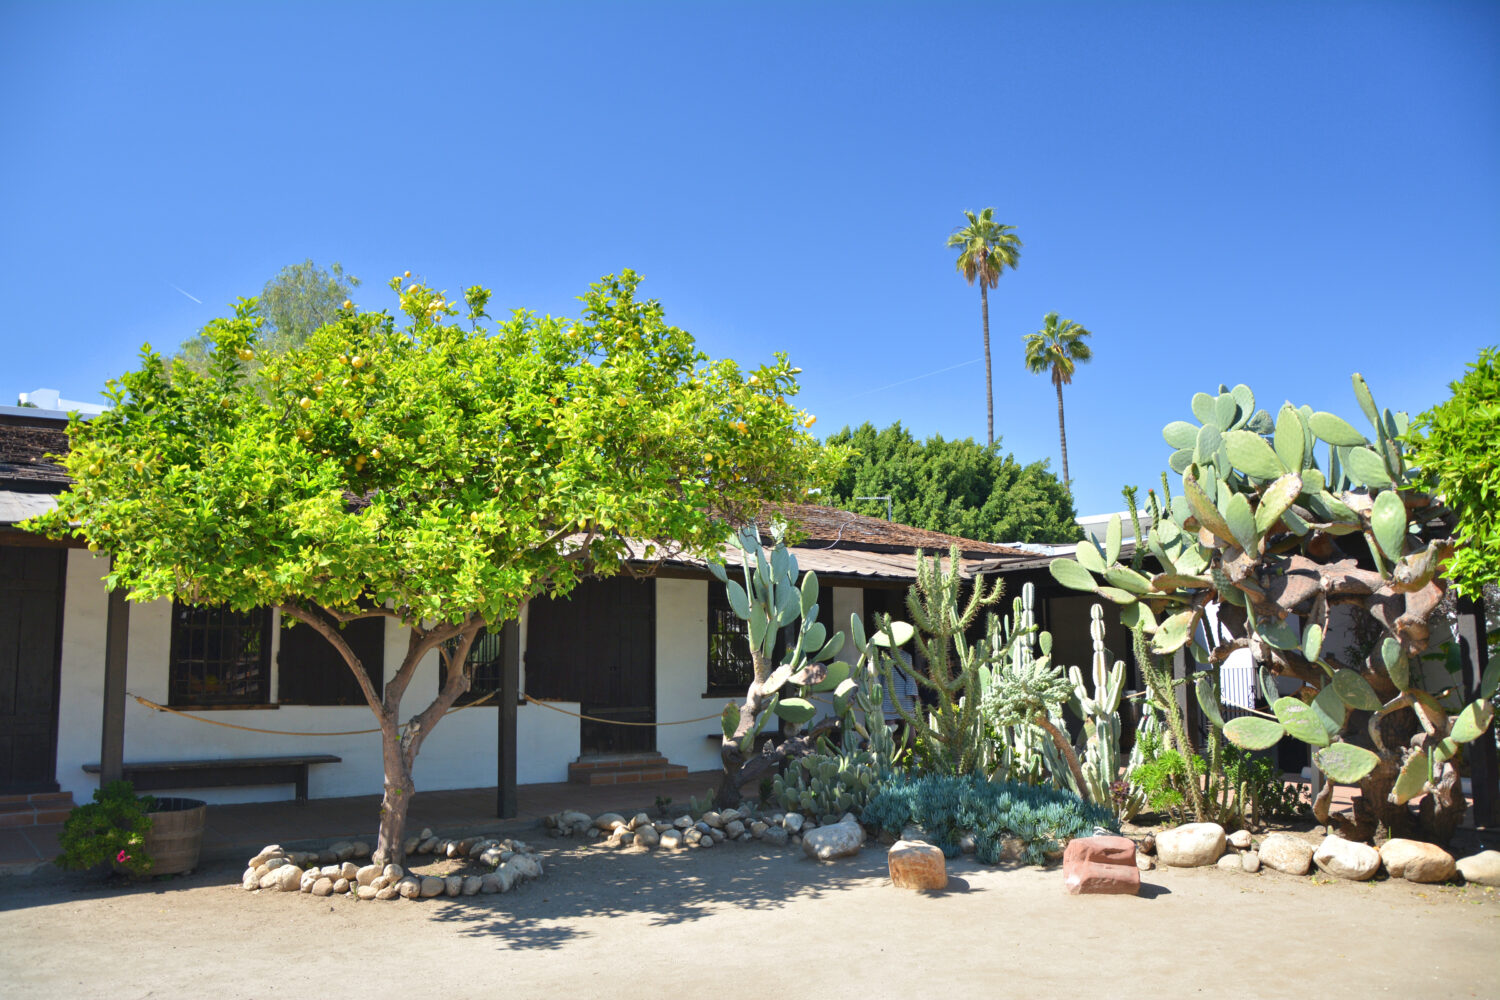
[0,546,66,793]
[525,577,656,755]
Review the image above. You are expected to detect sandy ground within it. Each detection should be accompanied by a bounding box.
[3,827,1498,1000]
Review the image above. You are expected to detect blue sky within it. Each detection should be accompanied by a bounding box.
[3,1,1496,517]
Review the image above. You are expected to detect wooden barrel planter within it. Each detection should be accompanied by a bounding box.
[143,797,207,875]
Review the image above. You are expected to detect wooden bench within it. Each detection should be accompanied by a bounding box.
[82,754,342,805]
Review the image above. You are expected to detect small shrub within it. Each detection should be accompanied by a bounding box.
[863,772,1115,865]
[56,781,155,876]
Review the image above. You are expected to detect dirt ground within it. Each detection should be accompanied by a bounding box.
[3,827,1498,1000]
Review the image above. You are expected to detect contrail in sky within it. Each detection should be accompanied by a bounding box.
[167,282,202,304]
[834,358,982,402]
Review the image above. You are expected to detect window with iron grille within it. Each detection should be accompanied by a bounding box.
[168,602,272,706]
[707,584,754,694]
[442,626,507,705]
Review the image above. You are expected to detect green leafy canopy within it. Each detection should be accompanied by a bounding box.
[821,421,1080,544]
[29,270,840,627]
[1408,346,1500,597]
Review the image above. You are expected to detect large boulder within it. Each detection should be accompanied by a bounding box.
[803,820,865,862]
[1258,833,1315,875]
[1156,823,1226,868]
[1314,835,1380,881]
[1456,850,1500,886]
[1379,839,1456,883]
[888,840,946,890]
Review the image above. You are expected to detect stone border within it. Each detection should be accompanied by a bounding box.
[240,830,545,900]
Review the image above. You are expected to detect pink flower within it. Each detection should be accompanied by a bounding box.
[116,850,131,864]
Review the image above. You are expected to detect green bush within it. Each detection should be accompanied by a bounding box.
[862,773,1115,865]
[55,781,155,876]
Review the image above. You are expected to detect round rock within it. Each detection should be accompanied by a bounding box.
[1457,850,1500,886]
[1314,835,1380,881]
[1380,839,1455,883]
[1156,823,1226,868]
[1258,833,1315,875]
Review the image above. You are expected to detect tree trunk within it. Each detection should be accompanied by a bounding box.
[278,603,480,867]
[374,721,416,866]
[981,282,993,447]
[1055,378,1070,488]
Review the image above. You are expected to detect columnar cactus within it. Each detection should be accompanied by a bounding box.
[876,546,1006,775]
[1066,604,1127,808]
[1052,375,1496,842]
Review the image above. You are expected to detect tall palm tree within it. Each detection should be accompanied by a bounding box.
[947,209,1022,446]
[1023,312,1093,488]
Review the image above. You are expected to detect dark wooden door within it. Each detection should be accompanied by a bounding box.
[526,577,655,755]
[0,546,66,793]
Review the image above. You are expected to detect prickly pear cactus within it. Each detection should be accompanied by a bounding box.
[771,749,879,817]
[708,521,870,808]
[1051,375,1493,842]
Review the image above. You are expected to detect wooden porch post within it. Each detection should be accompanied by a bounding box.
[495,618,519,819]
[1173,648,1202,748]
[1457,593,1496,828]
[99,578,129,785]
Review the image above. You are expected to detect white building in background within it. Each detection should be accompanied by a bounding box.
[16,388,107,416]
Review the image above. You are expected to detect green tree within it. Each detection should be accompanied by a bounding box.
[29,270,836,864]
[1408,346,1500,597]
[947,209,1022,447]
[1022,312,1093,489]
[177,260,360,372]
[822,421,1079,544]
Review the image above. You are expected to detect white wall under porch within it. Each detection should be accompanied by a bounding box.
[54,551,577,806]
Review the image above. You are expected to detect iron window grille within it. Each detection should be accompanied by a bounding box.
[168,602,272,706]
[707,584,755,694]
[442,627,506,705]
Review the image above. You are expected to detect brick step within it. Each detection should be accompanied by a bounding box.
[567,754,689,786]
[0,791,75,827]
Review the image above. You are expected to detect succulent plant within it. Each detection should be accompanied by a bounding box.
[1052,375,1495,842]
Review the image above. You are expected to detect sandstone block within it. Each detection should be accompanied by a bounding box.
[1062,835,1135,869]
[1064,859,1140,895]
[889,840,946,890]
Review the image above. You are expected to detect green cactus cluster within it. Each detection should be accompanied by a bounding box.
[770,749,879,818]
[1065,604,1132,810]
[710,521,897,807]
[711,523,854,755]
[877,546,1007,775]
[1052,374,1497,841]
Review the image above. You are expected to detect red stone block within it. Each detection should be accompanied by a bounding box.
[1062,835,1136,868]
[1064,859,1141,896]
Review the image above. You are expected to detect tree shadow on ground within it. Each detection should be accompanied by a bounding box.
[422,839,910,951]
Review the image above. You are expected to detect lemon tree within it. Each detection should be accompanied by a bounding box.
[30,269,838,863]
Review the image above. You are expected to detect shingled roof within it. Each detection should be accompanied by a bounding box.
[0,412,70,493]
[759,502,1030,560]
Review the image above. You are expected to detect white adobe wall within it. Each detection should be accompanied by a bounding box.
[54,551,578,805]
[654,577,718,772]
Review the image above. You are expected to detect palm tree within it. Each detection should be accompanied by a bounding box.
[947,209,1022,446]
[1023,312,1093,488]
